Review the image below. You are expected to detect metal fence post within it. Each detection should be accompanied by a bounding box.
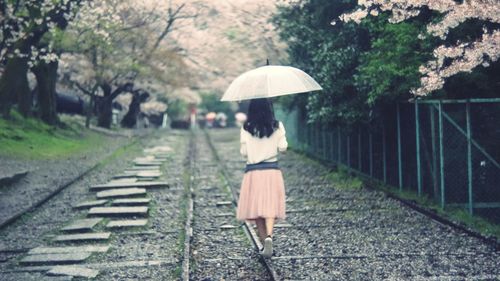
[358,128,362,171]
[347,134,351,168]
[337,126,341,164]
[329,131,334,162]
[382,124,387,184]
[316,123,320,156]
[466,101,473,215]
[309,124,313,153]
[369,131,373,177]
[322,125,327,160]
[430,105,439,200]
[438,102,446,209]
[415,101,422,196]
[397,103,403,191]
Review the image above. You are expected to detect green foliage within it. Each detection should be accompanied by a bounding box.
[0,111,105,159]
[356,16,434,107]
[199,92,235,124]
[324,167,363,190]
[274,0,499,128]
[166,99,189,120]
[273,0,370,126]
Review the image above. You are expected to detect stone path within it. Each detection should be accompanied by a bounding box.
[0,131,189,280]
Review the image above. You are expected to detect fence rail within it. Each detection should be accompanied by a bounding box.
[276,99,500,223]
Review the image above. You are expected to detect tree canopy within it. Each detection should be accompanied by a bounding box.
[273,0,500,126]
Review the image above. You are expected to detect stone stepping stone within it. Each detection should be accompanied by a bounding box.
[47,265,99,278]
[114,171,161,179]
[111,198,151,206]
[134,156,156,161]
[136,171,162,177]
[126,166,160,171]
[19,252,92,266]
[216,201,233,207]
[61,218,103,232]
[53,233,111,242]
[90,181,169,191]
[29,246,109,255]
[106,219,148,228]
[124,170,156,175]
[96,188,146,199]
[133,161,162,166]
[113,174,138,179]
[144,146,172,153]
[214,213,235,217]
[108,178,138,184]
[73,200,107,209]
[88,206,148,217]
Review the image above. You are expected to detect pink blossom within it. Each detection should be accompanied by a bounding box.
[339,0,500,96]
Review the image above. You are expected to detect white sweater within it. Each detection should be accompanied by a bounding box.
[240,122,288,164]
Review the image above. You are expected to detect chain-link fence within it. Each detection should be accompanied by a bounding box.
[276,99,500,223]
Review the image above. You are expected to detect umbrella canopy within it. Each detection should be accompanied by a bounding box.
[235,112,247,122]
[221,65,322,102]
[206,112,216,120]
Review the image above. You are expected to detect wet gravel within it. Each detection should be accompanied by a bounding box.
[207,128,500,281]
[0,133,132,227]
[0,130,189,280]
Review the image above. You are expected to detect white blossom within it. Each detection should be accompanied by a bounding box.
[339,0,500,95]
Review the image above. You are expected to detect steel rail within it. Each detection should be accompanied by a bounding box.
[204,129,280,281]
[181,132,196,281]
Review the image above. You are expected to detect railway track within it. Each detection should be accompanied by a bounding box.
[183,130,279,280]
[205,130,280,280]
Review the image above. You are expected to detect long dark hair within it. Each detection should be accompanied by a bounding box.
[243,98,279,138]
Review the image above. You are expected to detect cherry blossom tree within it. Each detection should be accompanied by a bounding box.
[339,0,500,96]
[0,0,85,120]
[59,0,194,128]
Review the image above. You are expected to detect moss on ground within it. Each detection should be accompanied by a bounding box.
[0,111,106,159]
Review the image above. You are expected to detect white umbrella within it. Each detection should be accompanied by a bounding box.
[221,65,322,102]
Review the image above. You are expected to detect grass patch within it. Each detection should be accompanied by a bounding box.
[0,111,106,159]
[373,180,500,240]
[324,167,363,190]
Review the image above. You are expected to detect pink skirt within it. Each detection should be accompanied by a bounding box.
[236,169,286,222]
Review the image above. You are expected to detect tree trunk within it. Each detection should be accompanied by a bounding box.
[96,96,113,129]
[96,83,113,128]
[85,94,94,128]
[0,56,31,117]
[33,60,59,125]
[121,90,149,128]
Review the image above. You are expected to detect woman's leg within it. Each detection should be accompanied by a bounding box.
[262,217,275,257]
[255,218,267,243]
[265,217,275,237]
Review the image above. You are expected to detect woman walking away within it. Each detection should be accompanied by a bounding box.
[236,98,287,258]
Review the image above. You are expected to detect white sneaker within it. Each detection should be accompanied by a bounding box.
[262,236,273,258]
